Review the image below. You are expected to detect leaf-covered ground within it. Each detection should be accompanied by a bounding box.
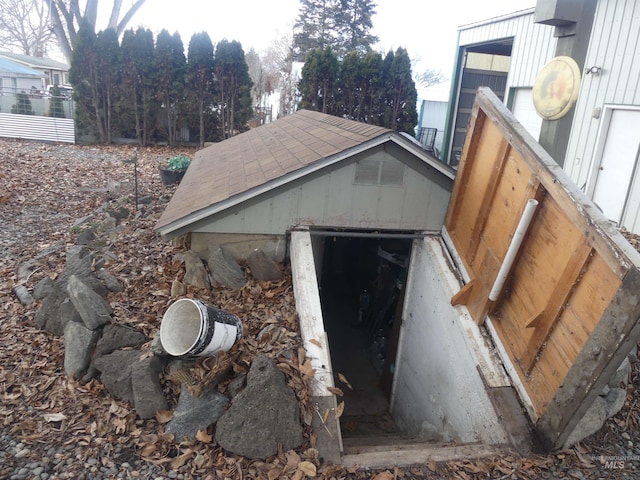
[1,138,639,479]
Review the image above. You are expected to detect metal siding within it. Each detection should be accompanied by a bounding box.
[0,112,74,143]
[565,0,640,188]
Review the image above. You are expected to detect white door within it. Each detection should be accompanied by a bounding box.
[592,109,640,224]
[511,88,543,141]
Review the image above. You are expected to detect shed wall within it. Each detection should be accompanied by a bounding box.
[193,148,452,235]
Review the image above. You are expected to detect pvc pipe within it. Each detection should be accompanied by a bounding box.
[489,199,539,302]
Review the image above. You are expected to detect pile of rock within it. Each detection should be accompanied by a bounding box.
[19,217,302,459]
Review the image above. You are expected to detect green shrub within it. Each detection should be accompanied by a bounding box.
[165,155,190,170]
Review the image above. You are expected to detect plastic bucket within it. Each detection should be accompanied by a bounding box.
[159,298,243,357]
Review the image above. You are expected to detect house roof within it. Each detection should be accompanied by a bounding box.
[0,57,46,77]
[0,51,69,70]
[156,109,454,236]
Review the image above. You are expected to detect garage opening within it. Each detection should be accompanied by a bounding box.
[317,232,412,443]
[290,228,523,465]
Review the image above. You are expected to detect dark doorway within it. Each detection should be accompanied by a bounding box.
[318,233,412,439]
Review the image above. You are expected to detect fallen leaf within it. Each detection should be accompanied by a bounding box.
[335,401,344,419]
[372,471,394,480]
[196,429,213,443]
[309,338,322,348]
[155,409,173,424]
[297,461,317,477]
[327,386,343,396]
[337,372,353,390]
[43,413,67,423]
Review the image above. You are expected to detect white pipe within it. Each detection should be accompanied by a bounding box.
[489,199,539,302]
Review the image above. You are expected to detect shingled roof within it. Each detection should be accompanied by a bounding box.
[156,110,449,236]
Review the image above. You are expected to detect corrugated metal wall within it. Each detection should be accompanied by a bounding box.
[0,112,75,143]
[458,11,556,90]
[564,0,640,188]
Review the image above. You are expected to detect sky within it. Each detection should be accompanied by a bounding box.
[126,0,535,73]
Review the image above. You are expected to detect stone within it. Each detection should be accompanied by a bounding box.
[151,333,168,356]
[33,277,55,300]
[13,285,34,305]
[107,207,130,224]
[59,298,82,333]
[227,374,247,398]
[183,251,210,290]
[247,249,283,282]
[64,321,99,378]
[132,357,168,419]
[67,275,112,330]
[215,355,303,459]
[171,279,187,297]
[76,228,96,245]
[166,386,228,442]
[207,246,245,289]
[94,350,141,403]
[564,387,628,447]
[34,282,70,336]
[95,324,147,357]
[609,357,631,387]
[96,269,124,292]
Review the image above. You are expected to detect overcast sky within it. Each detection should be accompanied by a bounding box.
[126,0,536,77]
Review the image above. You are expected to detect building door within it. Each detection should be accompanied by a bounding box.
[591,108,640,224]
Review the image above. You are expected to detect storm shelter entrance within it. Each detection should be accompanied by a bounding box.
[317,233,412,440]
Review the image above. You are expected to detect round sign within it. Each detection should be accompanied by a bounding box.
[532,56,581,121]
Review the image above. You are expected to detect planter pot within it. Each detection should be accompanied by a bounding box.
[160,168,186,185]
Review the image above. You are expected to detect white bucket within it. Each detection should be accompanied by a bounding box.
[159,298,243,357]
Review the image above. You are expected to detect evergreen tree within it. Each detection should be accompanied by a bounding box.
[294,0,378,60]
[121,27,157,145]
[47,85,66,118]
[155,30,186,146]
[214,40,253,139]
[336,0,378,57]
[298,47,339,114]
[337,50,362,119]
[187,32,215,146]
[95,28,121,143]
[11,92,34,115]
[70,20,103,140]
[294,0,340,60]
[360,50,384,124]
[382,48,417,133]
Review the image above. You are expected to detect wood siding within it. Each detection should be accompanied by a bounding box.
[445,88,640,449]
[193,148,452,235]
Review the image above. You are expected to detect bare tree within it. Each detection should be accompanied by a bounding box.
[415,68,447,88]
[267,25,300,117]
[47,0,147,61]
[0,0,55,56]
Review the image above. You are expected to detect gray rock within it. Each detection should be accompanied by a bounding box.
[564,387,628,447]
[151,333,168,356]
[215,355,303,459]
[13,285,34,305]
[207,246,245,289]
[96,269,124,292]
[184,250,210,290]
[67,275,112,330]
[171,279,187,297]
[95,324,147,356]
[76,228,96,245]
[33,277,55,300]
[247,249,283,282]
[132,357,168,419]
[227,374,247,398]
[64,321,99,378]
[166,386,228,442]
[107,207,130,224]
[34,282,69,335]
[94,350,141,403]
[609,357,631,387]
[59,298,82,333]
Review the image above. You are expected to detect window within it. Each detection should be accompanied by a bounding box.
[354,158,405,186]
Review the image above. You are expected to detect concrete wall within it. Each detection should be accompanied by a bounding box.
[190,232,286,263]
[391,236,509,444]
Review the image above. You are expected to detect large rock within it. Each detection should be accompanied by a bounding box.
[166,386,228,441]
[247,249,283,282]
[215,355,303,459]
[64,320,99,378]
[35,283,72,336]
[183,250,210,290]
[67,275,112,330]
[132,357,168,419]
[94,350,141,403]
[95,324,147,356]
[33,277,55,300]
[207,246,245,289]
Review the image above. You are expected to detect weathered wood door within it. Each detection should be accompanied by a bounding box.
[444,88,640,450]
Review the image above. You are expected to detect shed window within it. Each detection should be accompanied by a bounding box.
[354,158,405,186]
